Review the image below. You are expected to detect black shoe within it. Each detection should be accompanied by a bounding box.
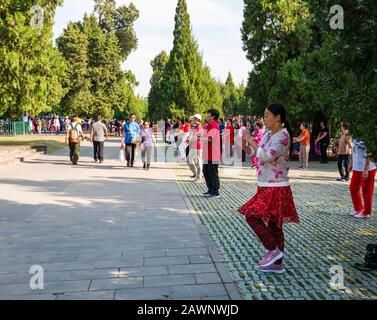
[131,163,134,168]
[146,164,150,171]
[208,193,221,199]
[127,162,130,167]
[355,262,376,272]
[203,191,211,197]
[143,163,146,169]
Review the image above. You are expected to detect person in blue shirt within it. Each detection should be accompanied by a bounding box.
[123,114,140,167]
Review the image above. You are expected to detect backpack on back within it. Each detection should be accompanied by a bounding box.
[69,124,79,143]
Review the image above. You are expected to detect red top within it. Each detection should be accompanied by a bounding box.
[190,124,203,150]
[226,124,235,143]
[203,119,221,162]
[183,123,191,133]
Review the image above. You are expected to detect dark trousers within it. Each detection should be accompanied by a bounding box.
[93,141,104,162]
[203,162,220,195]
[319,142,329,162]
[246,216,284,264]
[69,142,80,164]
[126,143,137,164]
[337,154,350,179]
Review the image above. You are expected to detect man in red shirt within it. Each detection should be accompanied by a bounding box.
[202,109,221,198]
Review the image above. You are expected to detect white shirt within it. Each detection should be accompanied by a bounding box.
[69,122,83,135]
[352,140,376,172]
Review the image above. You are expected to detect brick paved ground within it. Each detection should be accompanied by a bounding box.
[167,146,377,300]
[1,140,376,300]
[0,140,240,300]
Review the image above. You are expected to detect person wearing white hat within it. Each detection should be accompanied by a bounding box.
[187,114,204,182]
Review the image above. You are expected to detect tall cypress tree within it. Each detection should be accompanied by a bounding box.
[56,22,92,116]
[83,14,123,119]
[160,0,222,118]
[221,72,239,116]
[148,51,169,121]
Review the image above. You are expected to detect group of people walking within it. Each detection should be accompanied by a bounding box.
[65,114,156,171]
[121,114,157,170]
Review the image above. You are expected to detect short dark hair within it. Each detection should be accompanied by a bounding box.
[255,120,263,129]
[95,115,101,122]
[207,109,220,121]
[130,113,136,118]
[341,123,348,130]
[299,122,308,129]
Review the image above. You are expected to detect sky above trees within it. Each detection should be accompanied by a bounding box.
[53,0,250,97]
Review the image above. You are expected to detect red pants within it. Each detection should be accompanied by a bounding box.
[350,170,376,215]
[246,216,285,252]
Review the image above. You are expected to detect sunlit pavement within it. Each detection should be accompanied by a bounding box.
[0,139,240,300]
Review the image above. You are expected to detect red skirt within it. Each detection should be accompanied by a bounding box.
[238,186,299,229]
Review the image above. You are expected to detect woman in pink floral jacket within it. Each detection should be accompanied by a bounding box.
[240,103,300,274]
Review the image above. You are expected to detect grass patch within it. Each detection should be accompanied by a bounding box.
[0,135,67,154]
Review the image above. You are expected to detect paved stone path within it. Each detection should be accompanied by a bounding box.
[170,151,377,300]
[1,139,376,300]
[0,139,240,300]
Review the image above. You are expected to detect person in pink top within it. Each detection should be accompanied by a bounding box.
[250,120,264,168]
[202,109,221,199]
[187,114,203,182]
[240,103,300,274]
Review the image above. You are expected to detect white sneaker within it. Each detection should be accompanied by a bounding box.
[259,263,286,274]
[354,212,371,219]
